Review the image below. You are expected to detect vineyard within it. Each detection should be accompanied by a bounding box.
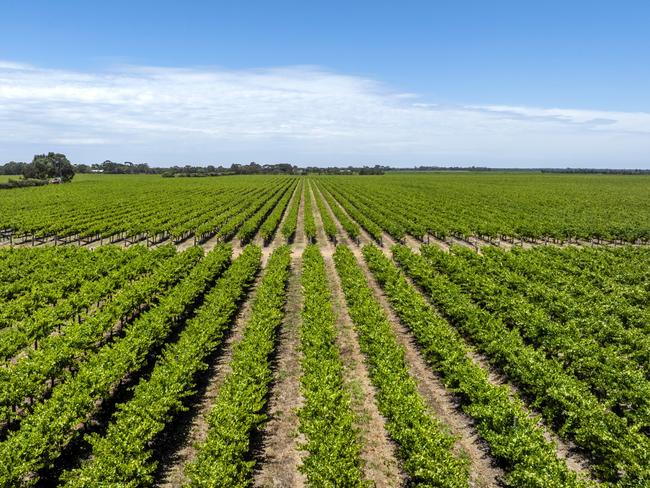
[0,172,648,487]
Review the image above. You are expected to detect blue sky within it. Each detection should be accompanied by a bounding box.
[1,1,649,167]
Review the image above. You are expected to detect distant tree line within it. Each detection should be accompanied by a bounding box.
[3,157,649,183]
[74,160,158,174]
[304,165,388,175]
[408,165,494,172]
[71,160,301,177]
[540,168,650,175]
[161,162,300,177]
[0,161,28,175]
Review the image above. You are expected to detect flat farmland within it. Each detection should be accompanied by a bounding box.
[0,172,648,487]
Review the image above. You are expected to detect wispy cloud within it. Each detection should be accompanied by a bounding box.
[0,61,649,166]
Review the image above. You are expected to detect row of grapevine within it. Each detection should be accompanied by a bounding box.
[281,179,303,242]
[193,187,266,243]
[236,180,295,244]
[219,181,292,243]
[0,245,171,360]
[319,183,382,242]
[333,245,470,487]
[362,245,590,488]
[345,182,428,239]
[527,245,650,287]
[296,245,364,485]
[393,245,650,485]
[303,182,317,242]
[0,246,70,290]
[0,246,201,426]
[313,173,650,243]
[422,244,650,430]
[0,175,303,245]
[0,245,130,328]
[324,181,407,241]
[61,245,262,487]
[310,184,337,241]
[488,248,650,373]
[167,188,244,242]
[486,246,650,338]
[259,181,299,244]
[311,182,360,242]
[0,245,233,486]
[4,173,650,243]
[184,245,290,486]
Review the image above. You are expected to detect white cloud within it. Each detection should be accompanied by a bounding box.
[0,61,649,167]
[0,61,35,70]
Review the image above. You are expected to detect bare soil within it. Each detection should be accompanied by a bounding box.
[466,350,595,479]
[348,243,504,488]
[402,234,423,252]
[425,234,451,252]
[312,187,404,486]
[252,186,307,488]
[317,184,503,486]
[201,233,226,254]
[156,269,263,487]
[175,236,197,252]
[448,236,482,253]
[399,267,596,482]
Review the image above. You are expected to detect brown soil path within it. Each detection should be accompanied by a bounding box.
[425,234,451,252]
[160,183,304,487]
[253,184,307,488]
[396,260,596,482]
[176,236,197,252]
[156,265,265,487]
[466,350,594,478]
[261,181,300,266]
[311,186,404,487]
[448,236,481,252]
[314,181,507,486]
[402,234,423,252]
[347,243,504,488]
[490,238,513,250]
[200,232,224,254]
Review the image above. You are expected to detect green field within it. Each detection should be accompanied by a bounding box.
[1,172,649,243]
[0,173,648,487]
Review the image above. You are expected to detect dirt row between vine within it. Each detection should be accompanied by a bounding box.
[253,182,307,488]
[309,183,404,487]
[367,236,596,479]
[312,182,590,486]
[316,185,503,487]
[157,182,600,486]
[465,350,594,478]
[158,182,303,487]
[192,183,595,485]
[157,267,264,487]
[0,181,626,487]
[313,183,504,487]
[352,247,505,488]
[385,247,597,480]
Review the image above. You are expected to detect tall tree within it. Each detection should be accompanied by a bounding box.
[23,153,75,182]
